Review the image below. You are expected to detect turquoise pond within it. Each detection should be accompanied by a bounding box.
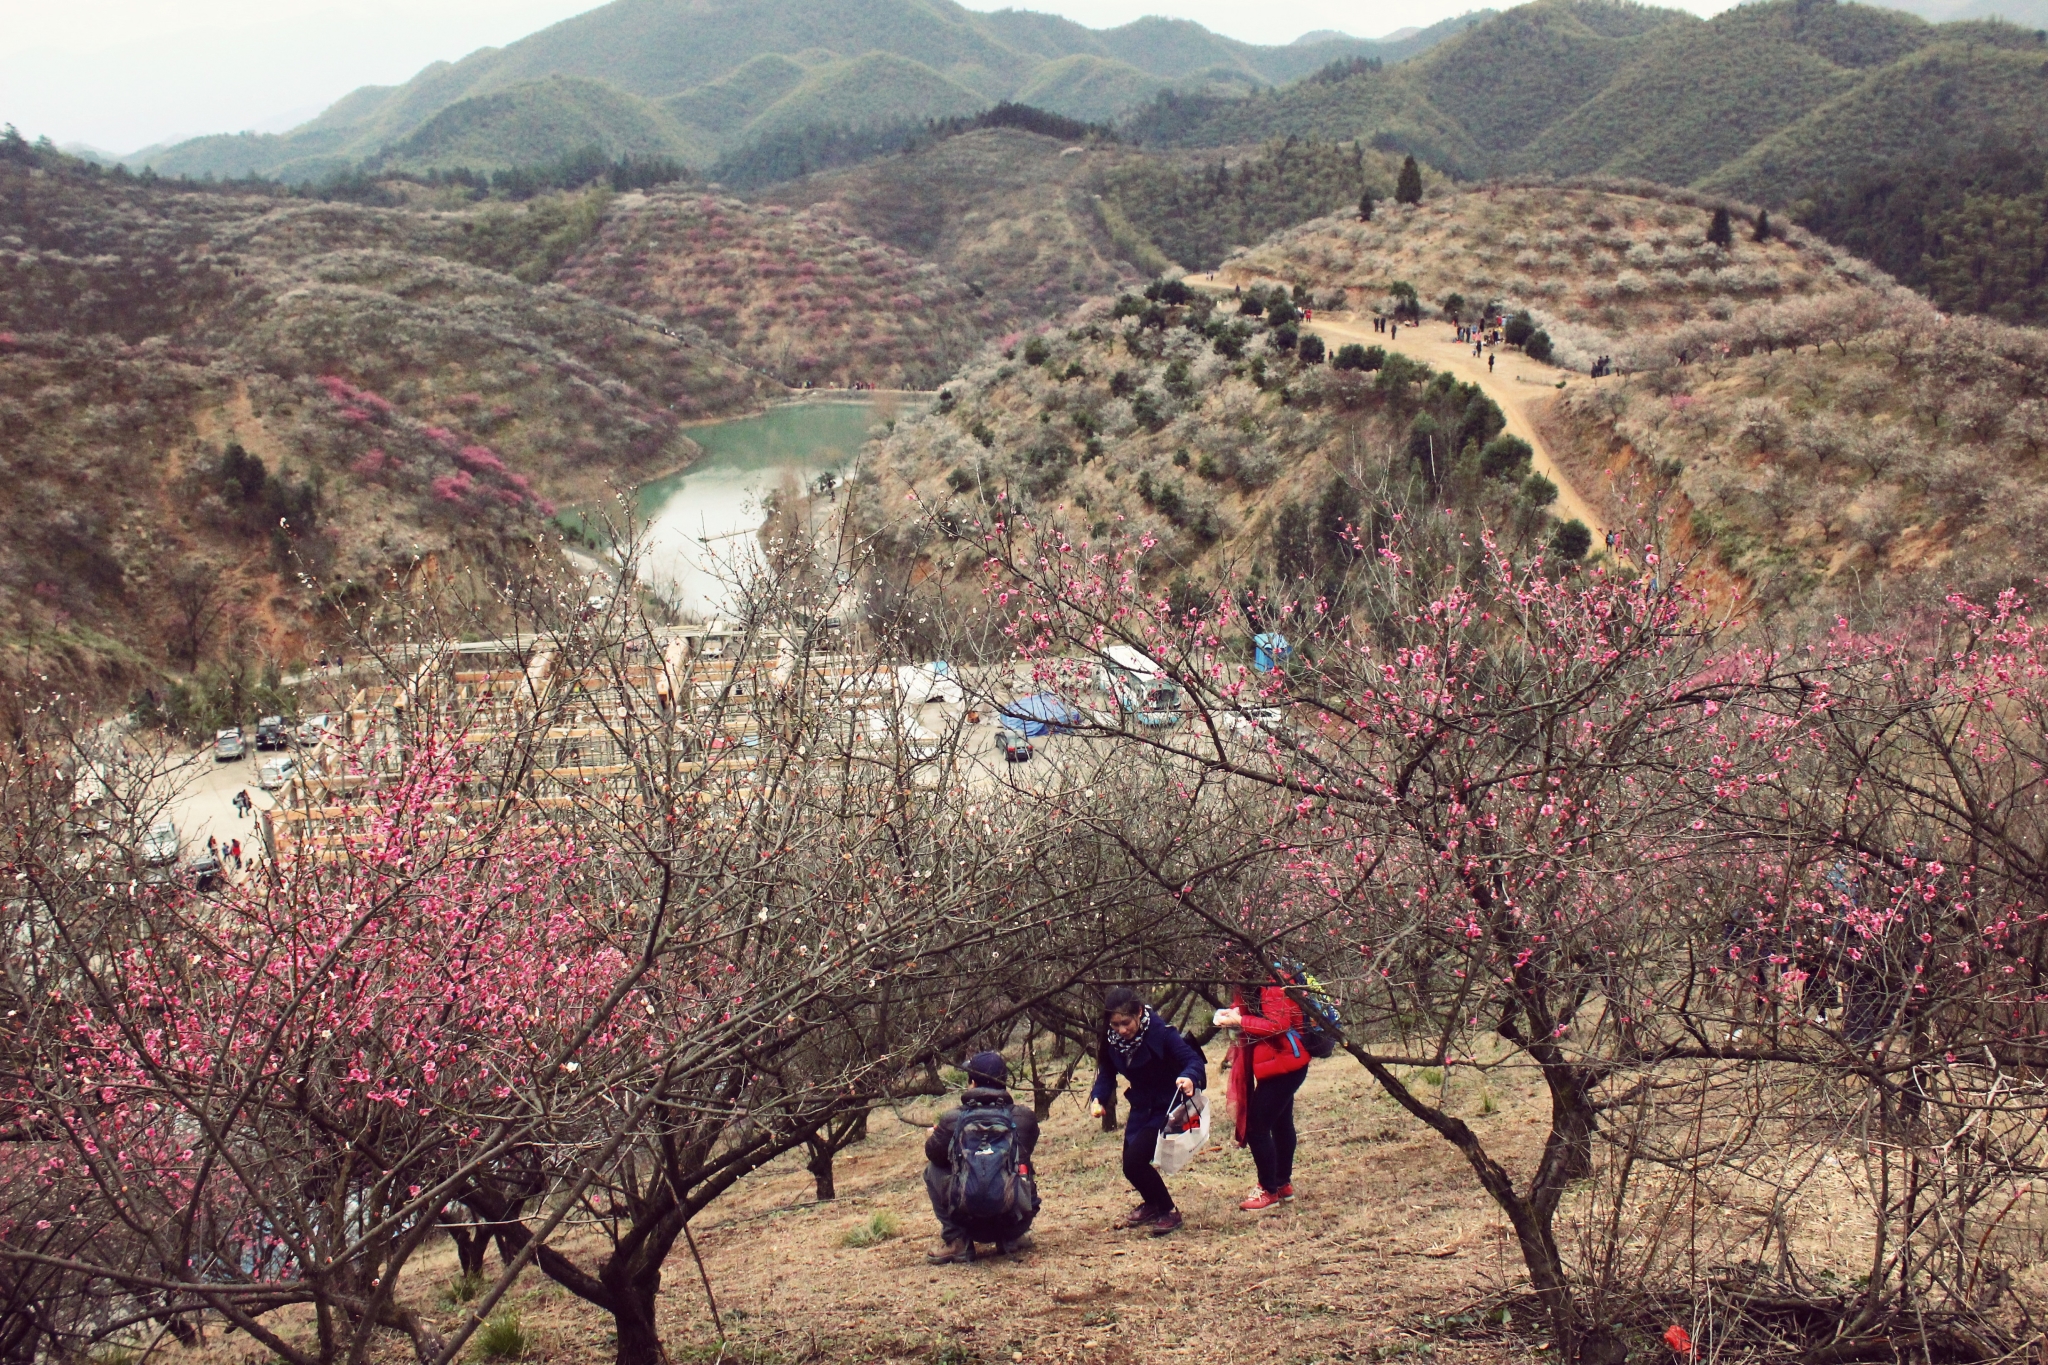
[629,400,885,615]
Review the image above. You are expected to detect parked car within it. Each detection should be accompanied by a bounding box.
[255,715,287,750]
[142,820,179,866]
[1219,707,1287,740]
[258,757,298,791]
[996,729,1033,763]
[185,854,223,892]
[295,713,335,748]
[214,727,245,761]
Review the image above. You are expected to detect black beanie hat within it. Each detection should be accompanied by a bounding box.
[967,1051,1007,1087]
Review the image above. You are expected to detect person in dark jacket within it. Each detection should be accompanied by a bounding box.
[924,1051,1040,1264]
[1089,986,1207,1235]
[1216,958,1312,1210]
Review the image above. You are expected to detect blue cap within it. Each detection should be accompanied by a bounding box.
[967,1051,1008,1086]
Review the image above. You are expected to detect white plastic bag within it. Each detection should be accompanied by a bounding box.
[1151,1089,1210,1174]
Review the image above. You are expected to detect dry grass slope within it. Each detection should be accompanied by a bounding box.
[0,164,768,697]
[1225,183,1891,370]
[758,129,1149,333]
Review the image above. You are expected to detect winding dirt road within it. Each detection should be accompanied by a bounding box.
[1307,313,1607,543]
[1191,276,1607,543]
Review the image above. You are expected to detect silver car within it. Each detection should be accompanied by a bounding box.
[215,727,245,761]
[142,820,179,866]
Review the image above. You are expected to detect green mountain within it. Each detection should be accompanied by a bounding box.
[1868,0,2048,26]
[657,53,820,136]
[381,76,713,172]
[1120,0,2048,203]
[1697,37,2048,203]
[136,0,1471,181]
[742,52,990,141]
[1011,56,1174,125]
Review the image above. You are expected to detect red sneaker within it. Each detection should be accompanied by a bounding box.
[1277,1184,1295,1201]
[1240,1188,1286,1211]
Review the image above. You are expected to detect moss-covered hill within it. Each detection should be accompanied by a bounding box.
[0,157,768,701]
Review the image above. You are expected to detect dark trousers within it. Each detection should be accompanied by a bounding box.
[1247,1066,1307,1192]
[923,1163,1034,1244]
[1121,1125,1174,1211]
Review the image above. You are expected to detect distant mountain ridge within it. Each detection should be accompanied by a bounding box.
[135,0,1480,181]
[1121,0,2048,207]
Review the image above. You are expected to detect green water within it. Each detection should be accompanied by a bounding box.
[635,400,882,614]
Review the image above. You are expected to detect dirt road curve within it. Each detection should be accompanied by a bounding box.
[1308,313,1607,542]
[1189,277,1607,543]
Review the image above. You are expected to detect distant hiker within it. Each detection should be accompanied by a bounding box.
[1090,987,1206,1236]
[925,1051,1040,1264]
[207,835,219,860]
[1488,353,1496,373]
[229,839,242,872]
[238,789,252,817]
[1215,953,1314,1211]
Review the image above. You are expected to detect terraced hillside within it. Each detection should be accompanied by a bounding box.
[554,191,996,388]
[1224,183,1894,369]
[1218,181,2048,625]
[855,284,1583,609]
[0,152,767,700]
[756,129,1143,326]
[1546,295,2048,621]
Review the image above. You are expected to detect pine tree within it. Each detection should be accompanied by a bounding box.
[1359,191,1375,221]
[1395,155,1423,205]
[1707,207,1733,249]
[1753,209,1772,242]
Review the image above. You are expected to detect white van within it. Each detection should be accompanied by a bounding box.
[1093,645,1181,726]
[897,661,963,706]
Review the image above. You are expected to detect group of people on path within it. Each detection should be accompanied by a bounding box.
[922,953,1318,1265]
[205,833,244,871]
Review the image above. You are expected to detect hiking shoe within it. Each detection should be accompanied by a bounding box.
[999,1235,1033,1255]
[926,1239,974,1265]
[1240,1188,1286,1212]
[1148,1209,1183,1236]
[1120,1202,1160,1229]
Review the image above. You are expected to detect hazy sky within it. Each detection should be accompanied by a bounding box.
[2,0,1744,155]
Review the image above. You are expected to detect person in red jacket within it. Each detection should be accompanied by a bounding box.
[1215,957,1312,1211]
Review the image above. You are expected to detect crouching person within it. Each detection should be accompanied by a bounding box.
[925,1051,1040,1264]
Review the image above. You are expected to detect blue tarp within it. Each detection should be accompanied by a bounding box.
[999,692,1083,737]
[1253,633,1292,672]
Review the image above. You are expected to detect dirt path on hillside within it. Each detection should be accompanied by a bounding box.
[1309,314,1607,544]
[1191,277,1608,545]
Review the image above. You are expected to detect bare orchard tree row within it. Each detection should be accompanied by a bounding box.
[0,529,1200,1365]
[9,500,2048,1365]
[971,499,2048,1363]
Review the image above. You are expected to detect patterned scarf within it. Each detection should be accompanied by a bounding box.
[1107,1006,1152,1062]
